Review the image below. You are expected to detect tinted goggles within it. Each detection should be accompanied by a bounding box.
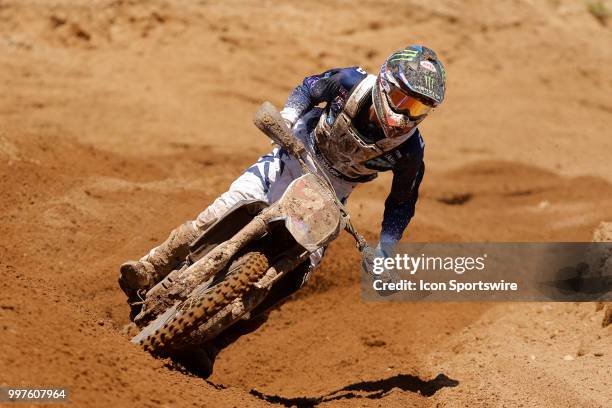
[387,84,433,118]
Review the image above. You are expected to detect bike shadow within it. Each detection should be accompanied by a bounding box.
[170,318,458,407]
[248,373,459,407]
[169,276,458,406]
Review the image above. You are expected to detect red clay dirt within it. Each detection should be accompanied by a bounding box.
[0,1,611,407]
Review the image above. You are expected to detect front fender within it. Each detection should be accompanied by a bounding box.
[279,174,343,252]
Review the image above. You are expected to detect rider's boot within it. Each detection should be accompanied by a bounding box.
[118,221,201,298]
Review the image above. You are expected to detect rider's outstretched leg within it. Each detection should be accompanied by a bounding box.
[118,149,284,300]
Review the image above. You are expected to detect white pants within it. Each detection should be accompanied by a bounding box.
[193,118,357,272]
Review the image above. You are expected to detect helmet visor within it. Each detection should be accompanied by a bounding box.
[387,85,433,118]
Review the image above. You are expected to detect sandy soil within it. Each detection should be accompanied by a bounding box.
[0,1,610,407]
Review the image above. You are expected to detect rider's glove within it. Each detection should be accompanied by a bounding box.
[361,242,400,297]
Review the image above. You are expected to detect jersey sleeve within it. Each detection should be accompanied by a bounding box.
[379,136,425,250]
[280,67,364,126]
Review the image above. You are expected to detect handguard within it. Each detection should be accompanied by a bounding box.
[253,102,307,162]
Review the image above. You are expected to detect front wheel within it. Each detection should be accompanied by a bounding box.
[137,251,269,353]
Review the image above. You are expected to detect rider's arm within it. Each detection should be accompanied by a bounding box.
[280,67,366,127]
[379,138,425,254]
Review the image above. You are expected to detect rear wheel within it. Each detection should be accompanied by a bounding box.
[138,251,269,353]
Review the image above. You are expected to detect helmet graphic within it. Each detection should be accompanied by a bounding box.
[372,45,446,139]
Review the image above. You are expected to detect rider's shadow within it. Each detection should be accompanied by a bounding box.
[248,373,459,407]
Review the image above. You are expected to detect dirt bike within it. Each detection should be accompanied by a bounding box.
[127,102,367,354]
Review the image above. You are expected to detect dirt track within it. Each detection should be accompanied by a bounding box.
[0,1,611,407]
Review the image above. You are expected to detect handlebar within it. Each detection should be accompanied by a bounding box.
[253,101,368,253]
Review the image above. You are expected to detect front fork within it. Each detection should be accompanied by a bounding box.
[342,211,368,252]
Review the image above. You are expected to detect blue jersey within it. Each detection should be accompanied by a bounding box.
[283,67,425,246]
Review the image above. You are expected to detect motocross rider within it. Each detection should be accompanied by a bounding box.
[119,45,446,305]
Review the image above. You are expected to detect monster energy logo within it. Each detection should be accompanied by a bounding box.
[423,76,436,89]
[414,84,439,100]
[390,49,419,62]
